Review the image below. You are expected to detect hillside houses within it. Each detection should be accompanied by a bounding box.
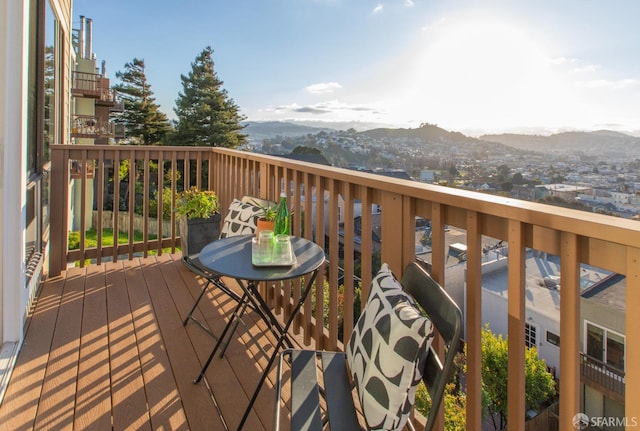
[248,124,640,218]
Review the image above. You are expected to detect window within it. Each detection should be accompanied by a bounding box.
[525,323,537,348]
[25,0,59,271]
[546,331,560,347]
[606,331,625,370]
[585,321,625,371]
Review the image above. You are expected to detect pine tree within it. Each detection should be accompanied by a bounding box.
[172,46,246,147]
[112,58,171,145]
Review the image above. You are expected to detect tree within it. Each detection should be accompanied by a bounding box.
[415,351,467,430]
[482,325,556,430]
[292,145,322,155]
[172,46,246,147]
[496,164,511,182]
[500,181,513,192]
[512,172,524,185]
[112,58,171,145]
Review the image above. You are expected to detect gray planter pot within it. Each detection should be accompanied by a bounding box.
[178,213,222,257]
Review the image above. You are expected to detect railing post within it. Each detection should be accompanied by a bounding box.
[466,211,483,430]
[507,219,526,431]
[49,146,69,276]
[626,246,640,429]
[380,191,403,274]
[559,232,580,431]
[429,202,446,430]
[327,179,340,350]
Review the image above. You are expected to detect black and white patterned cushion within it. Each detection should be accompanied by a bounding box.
[220,199,262,238]
[346,263,435,431]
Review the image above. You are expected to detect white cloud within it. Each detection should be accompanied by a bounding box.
[259,100,380,120]
[372,3,383,14]
[305,82,343,94]
[549,56,573,65]
[404,0,414,7]
[578,78,638,89]
[571,64,599,74]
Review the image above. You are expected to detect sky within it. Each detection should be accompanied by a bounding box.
[73,0,640,136]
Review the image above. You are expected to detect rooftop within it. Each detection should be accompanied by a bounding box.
[481,251,617,321]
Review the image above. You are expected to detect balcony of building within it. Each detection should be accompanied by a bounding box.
[71,114,114,139]
[72,72,116,104]
[2,144,639,430]
[72,71,118,106]
[580,353,625,404]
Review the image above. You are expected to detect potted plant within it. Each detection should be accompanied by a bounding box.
[176,187,221,256]
[253,201,277,237]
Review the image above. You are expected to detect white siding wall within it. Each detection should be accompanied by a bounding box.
[0,0,29,344]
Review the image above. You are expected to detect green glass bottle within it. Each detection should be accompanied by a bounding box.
[274,191,289,235]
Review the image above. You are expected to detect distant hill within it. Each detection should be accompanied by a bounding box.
[361,123,477,144]
[244,121,640,158]
[481,130,640,156]
[242,121,333,139]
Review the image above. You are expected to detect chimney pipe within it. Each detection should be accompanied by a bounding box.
[78,15,85,59]
[85,18,93,59]
[101,60,107,77]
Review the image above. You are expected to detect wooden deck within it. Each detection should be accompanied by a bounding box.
[0,253,304,431]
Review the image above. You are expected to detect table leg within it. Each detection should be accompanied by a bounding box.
[247,283,294,348]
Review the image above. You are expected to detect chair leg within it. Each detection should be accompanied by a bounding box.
[194,291,250,383]
[183,280,212,326]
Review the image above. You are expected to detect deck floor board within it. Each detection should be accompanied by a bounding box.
[0,254,310,431]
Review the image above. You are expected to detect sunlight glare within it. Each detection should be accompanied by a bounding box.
[385,13,576,133]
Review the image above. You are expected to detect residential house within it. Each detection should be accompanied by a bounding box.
[69,15,122,231]
[479,249,627,423]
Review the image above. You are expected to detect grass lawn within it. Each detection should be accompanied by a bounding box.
[68,228,178,265]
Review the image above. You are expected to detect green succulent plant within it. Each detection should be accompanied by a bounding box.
[252,200,278,221]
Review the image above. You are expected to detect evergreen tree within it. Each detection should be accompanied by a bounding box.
[172,46,246,147]
[112,58,171,145]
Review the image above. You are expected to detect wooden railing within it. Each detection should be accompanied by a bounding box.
[49,144,640,431]
[71,114,114,138]
[580,353,625,401]
[71,71,116,103]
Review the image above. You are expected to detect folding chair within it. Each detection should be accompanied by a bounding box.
[273,261,463,431]
[182,196,274,334]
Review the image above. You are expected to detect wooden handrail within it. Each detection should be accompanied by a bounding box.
[580,352,625,397]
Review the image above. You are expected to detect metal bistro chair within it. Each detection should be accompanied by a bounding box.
[182,196,275,336]
[273,261,463,431]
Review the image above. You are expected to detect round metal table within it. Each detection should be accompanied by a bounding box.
[198,234,325,282]
[194,234,325,431]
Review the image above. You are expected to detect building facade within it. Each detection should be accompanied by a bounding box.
[0,0,72,395]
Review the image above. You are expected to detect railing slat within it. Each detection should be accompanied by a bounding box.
[342,183,355,345]
[359,185,373,306]
[96,150,105,265]
[78,152,88,267]
[380,191,403,273]
[128,154,135,260]
[328,179,340,350]
[112,150,120,262]
[314,175,326,348]
[466,211,483,431]
[560,232,581,431]
[507,219,526,431]
[142,151,150,258]
[303,172,314,346]
[626,246,640,430]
